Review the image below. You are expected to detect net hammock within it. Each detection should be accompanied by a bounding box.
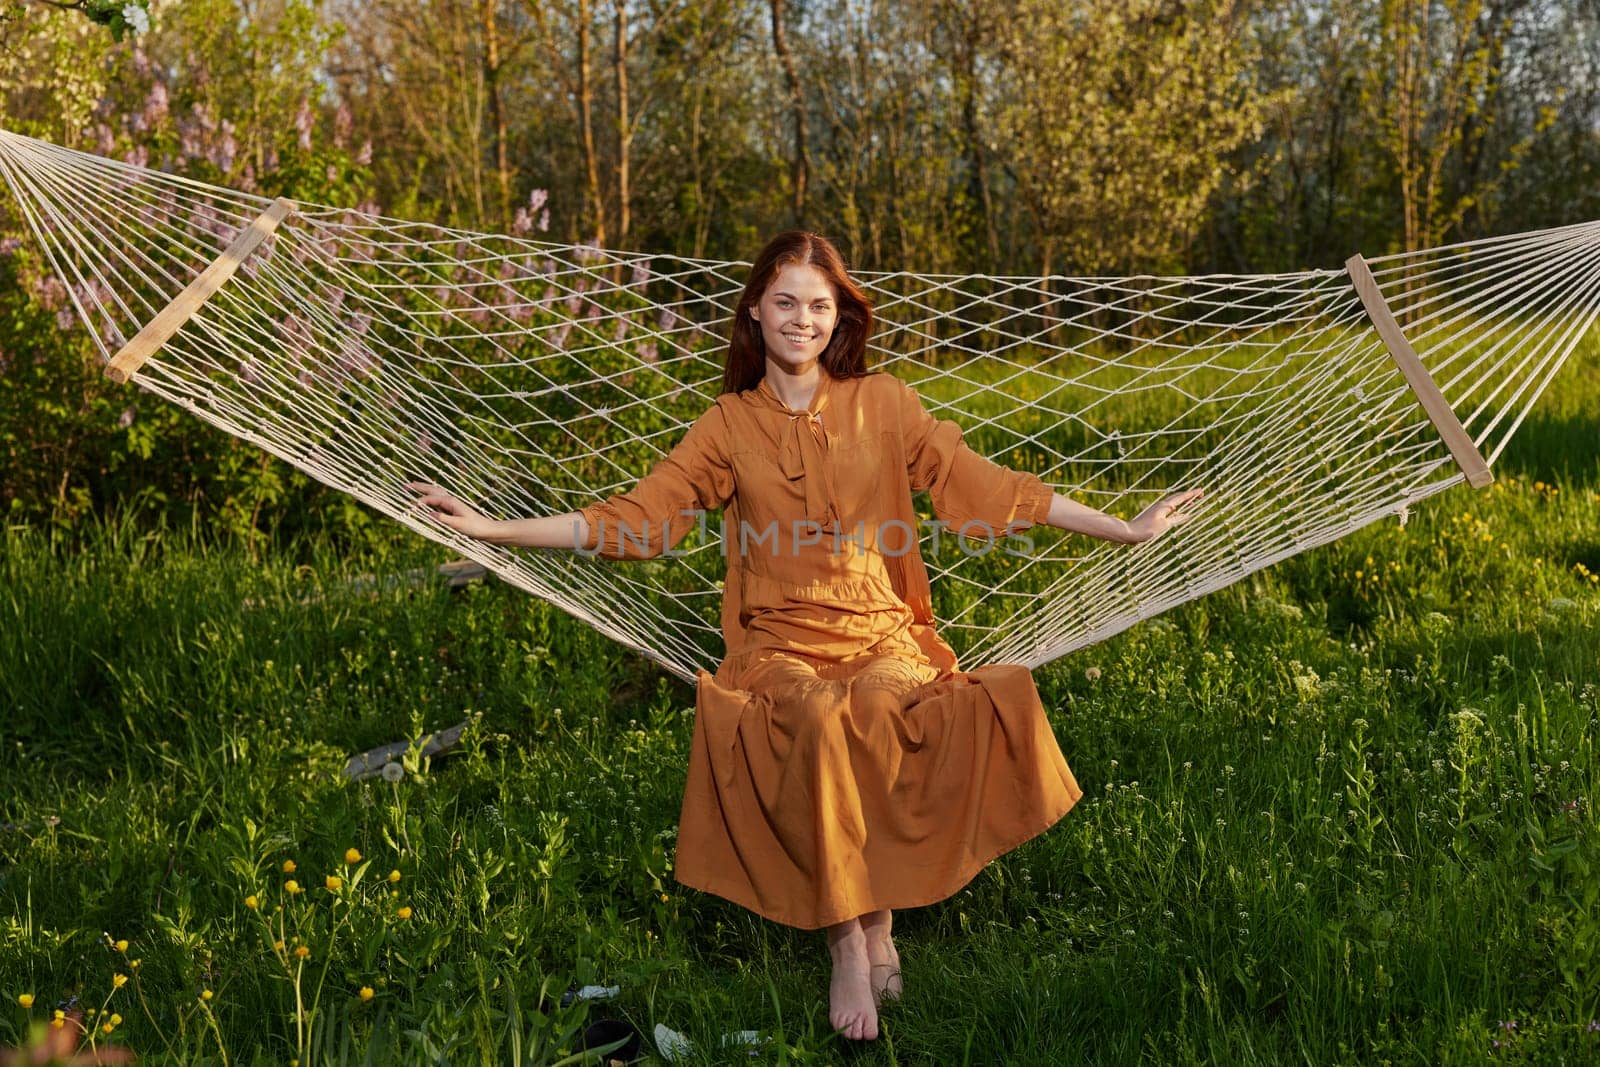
[1,127,1594,684]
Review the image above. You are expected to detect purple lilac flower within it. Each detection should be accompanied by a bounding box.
[294,97,314,151]
[211,120,237,172]
[336,336,378,378]
[117,406,136,429]
[179,124,203,162]
[35,276,67,310]
[333,103,352,148]
[278,314,311,348]
[188,203,217,240]
[355,140,372,166]
[528,188,548,213]
[143,81,168,126]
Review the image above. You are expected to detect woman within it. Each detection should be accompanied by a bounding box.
[408,231,1201,1042]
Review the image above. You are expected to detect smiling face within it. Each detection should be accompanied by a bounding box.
[747,262,839,375]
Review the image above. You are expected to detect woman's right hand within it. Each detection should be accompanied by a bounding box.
[405,481,502,542]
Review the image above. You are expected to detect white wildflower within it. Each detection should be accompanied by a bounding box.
[122,4,150,35]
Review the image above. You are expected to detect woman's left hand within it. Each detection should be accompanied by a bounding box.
[1127,487,1204,543]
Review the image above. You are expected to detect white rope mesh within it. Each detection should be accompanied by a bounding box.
[2,128,1594,684]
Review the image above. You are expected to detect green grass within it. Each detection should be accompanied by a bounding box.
[1,387,1598,1063]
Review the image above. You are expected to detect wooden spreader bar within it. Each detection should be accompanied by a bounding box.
[1345,253,1494,489]
[104,197,297,384]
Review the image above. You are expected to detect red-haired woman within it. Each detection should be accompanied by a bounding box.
[408,231,1200,1042]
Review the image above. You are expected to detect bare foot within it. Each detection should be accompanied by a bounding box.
[825,919,879,1041]
[860,909,902,1005]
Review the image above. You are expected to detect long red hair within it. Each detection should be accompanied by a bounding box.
[721,231,874,395]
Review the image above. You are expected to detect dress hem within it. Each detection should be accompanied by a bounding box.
[671,783,1085,931]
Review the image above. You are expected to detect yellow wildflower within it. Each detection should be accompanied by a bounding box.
[295,946,310,959]
[273,940,286,953]
[17,993,33,1008]
[396,906,413,920]
[325,875,342,892]
[344,848,362,865]
[282,860,297,874]
[201,990,214,1001]
[129,960,141,970]
[245,895,259,910]
[102,1022,114,1035]
[284,880,302,895]
[110,1013,122,1026]
[111,974,128,988]
[113,940,128,953]
[53,1009,64,1021]
[359,986,375,1002]
[387,870,401,884]
[50,1019,64,1030]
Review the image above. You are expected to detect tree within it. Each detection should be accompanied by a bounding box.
[992,0,1270,275]
[1363,0,1534,253]
[769,0,808,225]
[529,0,607,243]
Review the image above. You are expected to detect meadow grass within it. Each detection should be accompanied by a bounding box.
[1,371,1598,1063]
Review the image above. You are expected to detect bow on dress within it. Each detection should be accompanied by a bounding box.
[760,376,844,535]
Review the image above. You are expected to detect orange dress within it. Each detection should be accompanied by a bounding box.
[577,369,1083,929]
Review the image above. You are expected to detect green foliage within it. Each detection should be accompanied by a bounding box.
[0,0,383,546]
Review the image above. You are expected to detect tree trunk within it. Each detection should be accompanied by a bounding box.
[770,0,808,224]
[613,0,631,244]
[578,0,606,245]
[482,0,512,231]
[954,1,997,267]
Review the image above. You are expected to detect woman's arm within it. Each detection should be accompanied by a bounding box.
[405,483,591,549]
[1041,487,1204,545]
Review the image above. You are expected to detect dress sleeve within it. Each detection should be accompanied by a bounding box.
[576,402,735,560]
[895,376,1054,534]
